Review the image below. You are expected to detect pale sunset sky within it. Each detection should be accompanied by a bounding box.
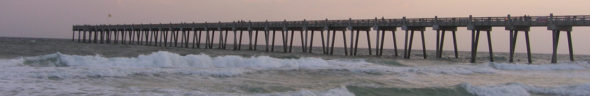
[0,0,588,54]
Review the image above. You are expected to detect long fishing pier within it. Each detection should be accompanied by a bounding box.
[72,14,590,63]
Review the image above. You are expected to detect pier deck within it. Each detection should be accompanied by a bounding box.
[73,14,589,63]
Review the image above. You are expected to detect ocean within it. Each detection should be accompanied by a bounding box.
[0,37,589,96]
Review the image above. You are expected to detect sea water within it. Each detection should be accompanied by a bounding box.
[0,51,589,96]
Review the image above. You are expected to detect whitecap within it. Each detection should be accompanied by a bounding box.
[462,83,590,96]
[491,62,590,71]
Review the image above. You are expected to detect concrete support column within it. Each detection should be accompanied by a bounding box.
[486,31,493,62]
[407,30,415,58]
[218,29,224,49]
[325,29,331,54]
[470,30,481,63]
[436,30,440,58]
[392,30,398,57]
[82,30,87,43]
[300,30,306,52]
[72,30,75,41]
[308,30,315,53]
[320,30,326,54]
[233,29,238,50]
[420,30,426,59]
[210,30,215,49]
[248,29,253,50]
[197,30,202,48]
[466,25,491,63]
[403,30,409,58]
[224,30,229,49]
[550,28,575,63]
[341,30,348,55]
[77,30,81,42]
[330,30,336,55]
[254,30,259,50]
[354,30,360,56]
[375,29,381,56]
[163,30,169,47]
[551,30,560,63]
[193,29,199,48]
[402,26,426,59]
[524,30,532,64]
[238,30,243,50]
[453,31,459,59]
[349,29,354,56]
[366,30,373,56]
[264,29,270,51]
[94,30,98,43]
[271,30,276,52]
[567,30,574,61]
[507,29,532,64]
[100,30,105,44]
[289,30,295,53]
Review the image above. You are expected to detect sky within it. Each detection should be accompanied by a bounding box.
[0,0,589,54]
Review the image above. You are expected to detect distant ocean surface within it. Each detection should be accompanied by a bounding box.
[0,37,589,96]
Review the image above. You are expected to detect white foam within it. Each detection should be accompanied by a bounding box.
[491,62,590,71]
[5,51,589,79]
[0,51,383,79]
[462,83,531,96]
[0,79,354,96]
[135,86,354,96]
[462,83,590,96]
[407,64,496,75]
[262,86,355,96]
[525,83,590,96]
[36,51,345,69]
[2,51,590,95]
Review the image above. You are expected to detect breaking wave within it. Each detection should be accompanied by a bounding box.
[5,51,378,79]
[1,51,589,79]
[0,51,589,96]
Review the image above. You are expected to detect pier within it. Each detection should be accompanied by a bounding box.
[72,14,589,63]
